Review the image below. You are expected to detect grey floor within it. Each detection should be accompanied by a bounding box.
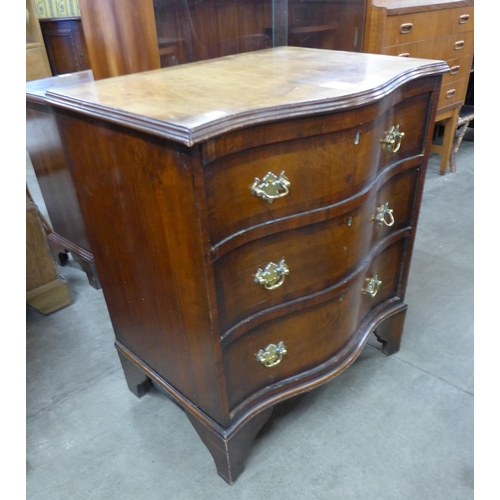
[26,134,474,499]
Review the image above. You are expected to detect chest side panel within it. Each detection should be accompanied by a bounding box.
[54,110,226,424]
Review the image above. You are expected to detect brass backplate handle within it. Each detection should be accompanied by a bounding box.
[371,203,395,227]
[254,259,289,290]
[256,341,287,368]
[250,171,290,203]
[381,125,405,153]
[362,275,382,297]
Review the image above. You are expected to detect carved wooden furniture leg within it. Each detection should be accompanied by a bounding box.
[117,350,153,398]
[374,307,408,356]
[450,108,474,173]
[187,408,274,485]
[46,232,101,289]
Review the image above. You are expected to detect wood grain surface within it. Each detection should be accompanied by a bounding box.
[46,47,448,145]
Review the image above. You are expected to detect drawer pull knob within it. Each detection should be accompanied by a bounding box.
[459,14,470,24]
[400,23,413,34]
[250,171,290,203]
[371,203,395,227]
[446,89,456,99]
[454,40,465,50]
[256,341,287,368]
[362,275,382,298]
[254,259,289,290]
[449,65,460,75]
[381,125,405,153]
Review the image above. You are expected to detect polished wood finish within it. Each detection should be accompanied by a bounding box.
[40,17,90,75]
[46,48,446,483]
[26,198,72,314]
[26,71,101,289]
[363,0,474,174]
[26,0,52,81]
[46,48,446,145]
[77,0,161,79]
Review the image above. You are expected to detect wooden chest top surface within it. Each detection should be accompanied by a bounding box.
[45,47,448,145]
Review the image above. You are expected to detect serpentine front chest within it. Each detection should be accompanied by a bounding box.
[46,47,448,483]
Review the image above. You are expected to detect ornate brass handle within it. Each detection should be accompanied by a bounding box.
[250,171,290,204]
[256,341,287,368]
[254,259,289,290]
[362,275,382,297]
[381,125,405,153]
[371,203,395,227]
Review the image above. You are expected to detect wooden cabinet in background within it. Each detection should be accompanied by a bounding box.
[26,196,72,315]
[40,17,90,75]
[26,0,52,81]
[45,48,447,483]
[26,70,101,290]
[363,0,474,174]
[78,0,366,79]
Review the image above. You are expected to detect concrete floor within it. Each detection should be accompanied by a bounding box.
[26,135,474,499]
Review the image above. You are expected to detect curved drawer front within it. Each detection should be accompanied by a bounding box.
[215,167,420,335]
[205,92,430,245]
[223,238,407,414]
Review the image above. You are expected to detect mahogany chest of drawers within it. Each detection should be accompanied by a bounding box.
[46,47,448,483]
[363,0,474,174]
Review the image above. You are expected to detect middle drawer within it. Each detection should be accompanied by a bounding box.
[214,166,420,335]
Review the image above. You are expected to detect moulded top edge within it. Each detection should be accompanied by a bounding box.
[26,70,94,101]
[44,47,448,146]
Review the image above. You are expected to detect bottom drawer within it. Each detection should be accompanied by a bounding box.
[223,238,408,414]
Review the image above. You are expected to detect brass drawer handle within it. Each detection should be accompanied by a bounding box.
[454,40,465,50]
[398,52,410,57]
[362,275,382,297]
[449,65,460,75]
[446,89,456,99]
[400,23,413,34]
[380,125,405,153]
[371,203,395,227]
[459,14,470,24]
[250,171,290,204]
[256,341,287,368]
[254,258,289,290]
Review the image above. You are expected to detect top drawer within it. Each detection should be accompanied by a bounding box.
[205,89,433,246]
[384,6,474,46]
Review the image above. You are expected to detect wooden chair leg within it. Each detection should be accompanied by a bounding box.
[450,117,473,173]
[439,107,460,175]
